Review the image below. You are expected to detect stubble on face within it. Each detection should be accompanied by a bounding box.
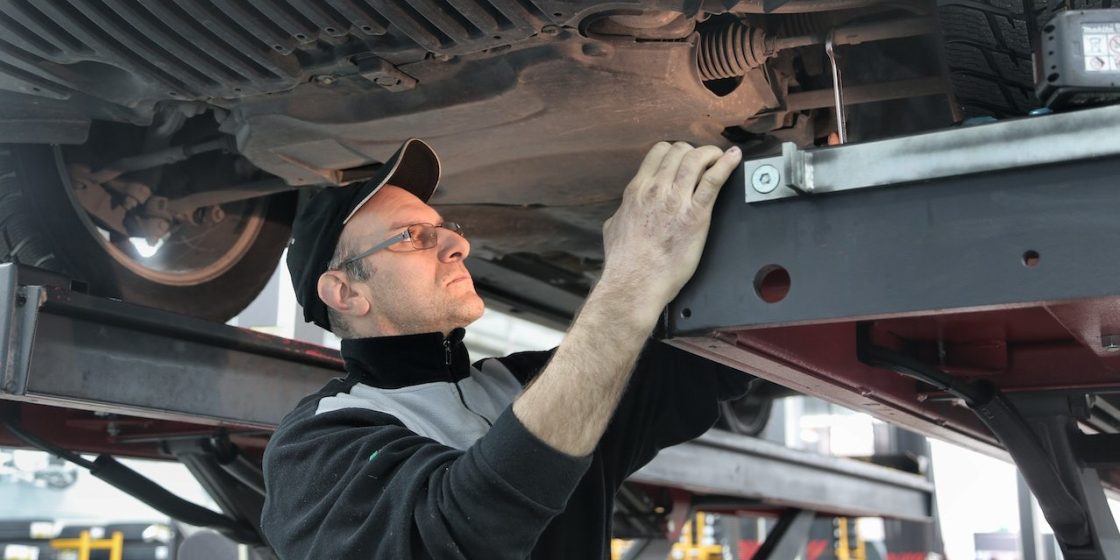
[342,186,485,336]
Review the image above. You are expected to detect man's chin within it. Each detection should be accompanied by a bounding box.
[455,294,486,327]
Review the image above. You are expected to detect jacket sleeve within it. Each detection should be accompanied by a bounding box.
[488,341,753,487]
[261,404,591,560]
[597,340,754,485]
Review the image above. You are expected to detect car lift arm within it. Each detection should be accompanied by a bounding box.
[668,103,1120,559]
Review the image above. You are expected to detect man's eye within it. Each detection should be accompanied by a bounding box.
[418,228,438,246]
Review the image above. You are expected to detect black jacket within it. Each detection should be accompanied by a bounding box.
[261,328,750,559]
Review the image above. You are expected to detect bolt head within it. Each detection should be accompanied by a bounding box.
[751,164,781,194]
[540,25,560,37]
[314,75,336,86]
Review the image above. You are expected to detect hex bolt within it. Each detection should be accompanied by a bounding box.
[751,164,781,194]
[540,25,560,37]
[314,75,337,86]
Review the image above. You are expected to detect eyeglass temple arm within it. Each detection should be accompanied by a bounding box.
[336,230,409,269]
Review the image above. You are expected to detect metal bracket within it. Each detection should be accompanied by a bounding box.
[355,55,418,92]
[744,103,1120,203]
[858,327,1120,559]
[0,266,42,399]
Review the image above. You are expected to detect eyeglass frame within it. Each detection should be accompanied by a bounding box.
[332,222,464,270]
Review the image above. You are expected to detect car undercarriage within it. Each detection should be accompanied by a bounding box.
[2,0,1120,558]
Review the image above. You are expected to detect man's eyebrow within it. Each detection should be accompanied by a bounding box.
[387,217,444,231]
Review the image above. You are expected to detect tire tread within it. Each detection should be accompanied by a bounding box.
[939,0,1115,118]
[0,150,67,272]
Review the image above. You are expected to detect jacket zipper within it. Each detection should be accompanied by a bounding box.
[446,338,493,428]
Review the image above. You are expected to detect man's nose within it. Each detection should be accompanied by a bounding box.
[437,227,469,262]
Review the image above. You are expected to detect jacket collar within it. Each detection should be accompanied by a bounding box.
[339,327,471,389]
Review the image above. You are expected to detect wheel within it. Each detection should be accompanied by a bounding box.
[0,144,295,322]
[717,395,774,437]
[715,379,796,437]
[938,0,1114,119]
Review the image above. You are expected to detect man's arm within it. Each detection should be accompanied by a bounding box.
[513,141,742,456]
[262,403,591,560]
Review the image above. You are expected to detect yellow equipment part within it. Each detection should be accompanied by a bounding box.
[50,530,125,560]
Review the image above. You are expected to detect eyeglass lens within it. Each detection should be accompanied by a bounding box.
[409,224,440,249]
[406,223,464,250]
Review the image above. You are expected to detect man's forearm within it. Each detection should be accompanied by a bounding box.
[511,276,659,456]
[511,142,741,457]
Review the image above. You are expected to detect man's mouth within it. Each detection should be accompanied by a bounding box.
[446,274,471,286]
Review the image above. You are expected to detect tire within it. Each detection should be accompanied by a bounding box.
[938,0,1114,119]
[0,144,296,322]
[715,379,796,436]
[717,395,774,437]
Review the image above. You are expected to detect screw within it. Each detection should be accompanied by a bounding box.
[751,164,780,194]
[314,75,337,86]
[1103,334,1120,352]
[540,25,560,37]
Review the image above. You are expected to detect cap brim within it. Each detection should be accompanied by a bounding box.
[342,138,441,224]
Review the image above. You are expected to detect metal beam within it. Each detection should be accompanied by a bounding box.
[631,428,934,521]
[741,104,1120,203]
[0,264,344,429]
[670,137,1120,332]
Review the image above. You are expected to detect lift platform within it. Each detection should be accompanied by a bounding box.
[667,101,1120,559]
[0,263,934,558]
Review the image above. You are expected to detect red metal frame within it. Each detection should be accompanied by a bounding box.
[670,298,1120,460]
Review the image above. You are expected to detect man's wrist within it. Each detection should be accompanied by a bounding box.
[584,273,665,334]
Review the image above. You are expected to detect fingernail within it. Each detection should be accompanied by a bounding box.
[727,146,741,155]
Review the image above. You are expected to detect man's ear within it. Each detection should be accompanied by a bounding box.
[317,271,372,319]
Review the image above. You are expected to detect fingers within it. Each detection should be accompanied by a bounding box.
[626,141,742,211]
[650,142,695,193]
[625,142,673,197]
[672,145,725,197]
[692,146,742,209]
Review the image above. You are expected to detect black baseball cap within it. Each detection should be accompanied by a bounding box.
[287,138,441,332]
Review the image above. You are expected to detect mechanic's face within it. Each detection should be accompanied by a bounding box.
[339,185,484,337]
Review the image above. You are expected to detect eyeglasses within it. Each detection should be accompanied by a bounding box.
[334,222,464,270]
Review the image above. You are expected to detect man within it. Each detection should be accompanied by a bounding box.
[262,138,749,559]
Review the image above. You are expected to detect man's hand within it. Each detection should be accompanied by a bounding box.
[601,142,742,312]
[512,141,741,457]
